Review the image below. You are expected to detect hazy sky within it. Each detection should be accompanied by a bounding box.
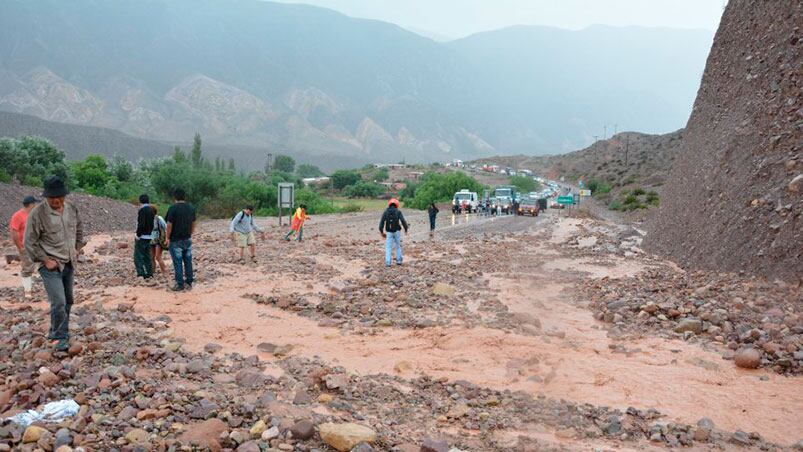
[273,0,727,40]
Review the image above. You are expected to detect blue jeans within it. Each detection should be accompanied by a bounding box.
[385,231,402,266]
[40,263,74,340]
[169,239,194,287]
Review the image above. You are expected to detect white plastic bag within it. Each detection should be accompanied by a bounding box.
[5,399,80,427]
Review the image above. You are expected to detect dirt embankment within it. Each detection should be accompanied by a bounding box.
[0,182,138,237]
[646,0,802,281]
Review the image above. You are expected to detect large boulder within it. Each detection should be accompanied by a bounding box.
[318,422,376,451]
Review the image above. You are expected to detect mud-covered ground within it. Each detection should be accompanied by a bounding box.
[1,208,801,451]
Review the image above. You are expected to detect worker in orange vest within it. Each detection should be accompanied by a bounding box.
[284,204,310,242]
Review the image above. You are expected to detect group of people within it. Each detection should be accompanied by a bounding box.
[8,175,421,352]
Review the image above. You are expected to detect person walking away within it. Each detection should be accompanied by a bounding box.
[135,194,155,279]
[9,195,38,299]
[150,205,167,275]
[427,202,439,238]
[165,188,196,291]
[24,176,85,351]
[284,204,309,242]
[379,198,408,267]
[230,205,264,262]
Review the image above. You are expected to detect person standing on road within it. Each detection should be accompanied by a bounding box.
[150,205,168,275]
[9,195,38,299]
[165,188,196,291]
[379,198,408,267]
[134,194,155,279]
[284,204,309,242]
[427,202,439,237]
[230,205,264,262]
[24,176,85,352]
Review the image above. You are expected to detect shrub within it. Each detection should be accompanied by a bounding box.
[632,187,646,196]
[343,180,385,198]
[407,171,484,209]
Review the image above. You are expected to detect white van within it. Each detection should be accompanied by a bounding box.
[453,189,479,213]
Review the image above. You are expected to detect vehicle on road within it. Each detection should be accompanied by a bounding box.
[493,195,513,214]
[453,189,479,213]
[518,197,539,216]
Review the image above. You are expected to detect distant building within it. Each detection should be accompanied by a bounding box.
[302,177,330,186]
[373,163,406,169]
[451,159,464,167]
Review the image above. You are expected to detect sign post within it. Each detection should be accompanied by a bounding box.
[557,195,574,206]
[278,183,295,226]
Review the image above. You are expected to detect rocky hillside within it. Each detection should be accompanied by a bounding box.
[645,0,802,281]
[0,182,137,237]
[0,0,712,162]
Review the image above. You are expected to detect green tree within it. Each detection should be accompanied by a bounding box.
[343,180,385,198]
[72,154,111,193]
[407,171,484,209]
[109,155,134,182]
[0,136,69,185]
[296,163,324,178]
[228,158,236,172]
[173,146,186,163]
[509,175,540,193]
[331,169,361,189]
[273,154,295,173]
[191,133,202,167]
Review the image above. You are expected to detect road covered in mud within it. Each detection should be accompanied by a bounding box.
[1,208,801,451]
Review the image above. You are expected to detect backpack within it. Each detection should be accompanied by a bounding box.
[232,210,245,223]
[385,208,401,232]
[154,217,167,250]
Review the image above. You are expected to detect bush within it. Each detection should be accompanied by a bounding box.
[407,171,484,209]
[296,164,324,178]
[587,179,612,195]
[509,175,540,193]
[343,180,385,198]
[608,200,622,211]
[624,194,639,205]
[331,170,361,190]
[632,187,646,196]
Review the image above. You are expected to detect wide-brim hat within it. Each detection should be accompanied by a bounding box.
[42,176,69,198]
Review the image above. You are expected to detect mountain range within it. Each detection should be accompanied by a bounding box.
[0,0,714,165]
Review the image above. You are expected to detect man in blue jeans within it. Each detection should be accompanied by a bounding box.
[165,188,196,291]
[24,176,85,352]
[379,198,409,267]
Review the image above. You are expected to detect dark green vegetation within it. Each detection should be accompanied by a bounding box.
[403,172,485,209]
[508,175,540,194]
[0,0,712,162]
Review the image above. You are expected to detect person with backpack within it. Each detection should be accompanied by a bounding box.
[134,194,155,279]
[150,205,167,275]
[379,198,408,267]
[427,202,439,237]
[230,205,264,262]
[284,204,309,242]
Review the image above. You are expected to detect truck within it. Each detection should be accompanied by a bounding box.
[452,189,479,213]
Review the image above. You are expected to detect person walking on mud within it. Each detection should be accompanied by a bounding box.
[134,194,155,279]
[165,188,196,291]
[24,176,85,352]
[428,202,439,238]
[284,204,309,242]
[9,195,38,299]
[230,205,264,262]
[150,205,168,275]
[379,198,408,267]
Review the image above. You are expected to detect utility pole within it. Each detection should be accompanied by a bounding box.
[593,135,599,142]
[624,134,630,166]
[603,125,607,140]
[266,152,273,175]
[613,124,618,136]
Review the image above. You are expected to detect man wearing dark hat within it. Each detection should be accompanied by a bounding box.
[9,195,39,299]
[24,176,85,352]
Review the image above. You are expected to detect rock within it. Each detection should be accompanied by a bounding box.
[674,319,703,335]
[204,343,223,354]
[693,427,710,442]
[351,443,374,452]
[293,390,312,405]
[38,369,60,387]
[237,440,261,452]
[54,428,73,448]
[261,426,280,441]
[420,437,450,452]
[318,423,376,451]
[229,430,249,444]
[290,420,315,440]
[325,374,349,390]
[186,359,211,374]
[734,347,762,369]
[23,426,47,443]
[731,430,751,445]
[432,283,456,296]
[67,344,84,356]
[249,420,266,439]
[179,418,228,450]
[697,417,715,430]
[118,405,139,420]
[256,342,277,353]
[235,368,267,387]
[125,428,149,444]
[788,174,803,193]
[54,447,73,452]
[318,393,334,403]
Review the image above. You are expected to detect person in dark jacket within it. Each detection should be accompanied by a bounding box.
[427,202,439,237]
[135,194,156,278]
[379,198,408,267]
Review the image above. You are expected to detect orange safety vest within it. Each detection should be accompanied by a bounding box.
[290,208,306,231]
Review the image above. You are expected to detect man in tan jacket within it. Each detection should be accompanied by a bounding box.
[25,176,85,352]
